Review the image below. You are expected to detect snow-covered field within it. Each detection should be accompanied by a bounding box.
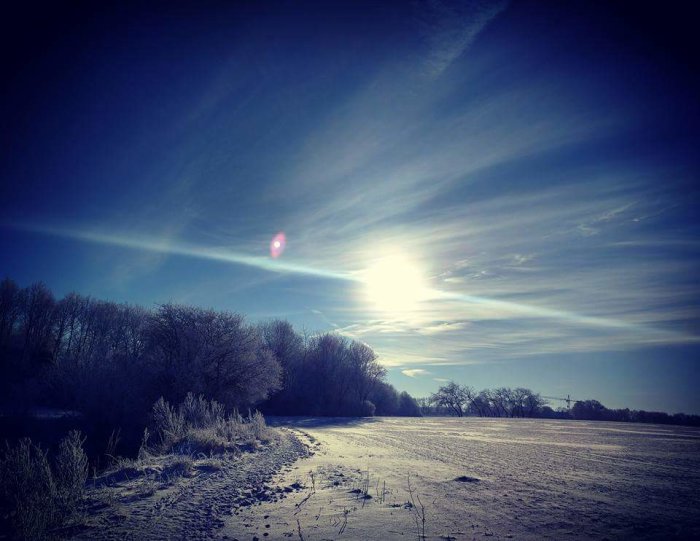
[224,417,700,540]
[76,417,700,540]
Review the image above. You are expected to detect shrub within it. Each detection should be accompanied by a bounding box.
[397,392,422,417]
[180,392,224,428]
[0,439,57,540]
[215,411,244,443]
[0,431,89,539]
[249,410,268,441]
[150,397,185,450]
[55,430,88,517]
[148,396,270,455]
[360,400,376,417]
[175,428,229,456]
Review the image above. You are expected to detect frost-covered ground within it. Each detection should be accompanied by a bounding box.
[74,417,700,540]
[222,417,700,540]
[75,430,309,540]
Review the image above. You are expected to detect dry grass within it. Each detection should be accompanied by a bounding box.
[95,395,272,491]
[150,393,271,456]
[55,431,89,519]
[0,431,88,540]
[0,395,273,540]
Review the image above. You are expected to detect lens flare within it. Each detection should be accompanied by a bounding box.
[270,232,286,258]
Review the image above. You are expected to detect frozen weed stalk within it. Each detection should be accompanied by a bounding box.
[407,474,427,540]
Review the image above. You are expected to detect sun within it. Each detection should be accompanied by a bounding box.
[362,255,428,314]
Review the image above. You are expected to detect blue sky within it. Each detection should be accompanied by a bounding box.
[1,1,699,413]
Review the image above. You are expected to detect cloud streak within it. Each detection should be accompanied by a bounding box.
[402,368,430,378]
[418,0,509,77]
[7,2,697,382]
[18,219,694,346]
[16,223,356,283]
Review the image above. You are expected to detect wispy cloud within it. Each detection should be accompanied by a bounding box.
[402,368,431,378]
[8,2,698,377]
[16,223,356,283]
[17,164,699,367]
[418,0,509,77]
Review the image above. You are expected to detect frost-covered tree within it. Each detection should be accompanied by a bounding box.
[145,304,282,408]
[429,381,473,417]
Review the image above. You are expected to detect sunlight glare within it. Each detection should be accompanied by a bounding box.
[363,255,428,314]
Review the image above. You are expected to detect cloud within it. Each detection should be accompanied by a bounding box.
[418,321,470,335]
[19,154,699,366]
[575,204,636,237]
[16,223,356,283]
[22,173,698,365]
[511,253,535,266]
[418,0,509,77]
[10,6,698,376]
[402,368,431,378]
[320,167,700,367]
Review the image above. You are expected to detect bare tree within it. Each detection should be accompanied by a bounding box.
[491,387,514,417]
[349,340,386,405]
[145,304,281,408]
[307,333,354,415]
[0,278,21,351]
[467,391,488,417]
[429,381,472,417]
[370,381,400,415]
[524,390,546,417]
[398,391,422,416]
[259,319,304,400]
[20,282,56,364]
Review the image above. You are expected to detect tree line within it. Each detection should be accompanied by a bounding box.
[422,382,700,426]
[424,382,548,418]
[0,278,420,457]
[569,399,700,427]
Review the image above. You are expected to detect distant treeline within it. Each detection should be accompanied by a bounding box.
[568,399,700,427]
[421,382,549,418]
[420,382,700,427]
[0,279,420,457]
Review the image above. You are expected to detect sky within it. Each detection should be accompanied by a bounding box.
[1,1,699,413]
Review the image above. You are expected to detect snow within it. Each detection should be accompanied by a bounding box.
[77,417,700,540]
[77,431,309,540]
[223,417,700,540]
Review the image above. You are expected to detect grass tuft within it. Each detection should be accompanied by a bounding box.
[150,394,271,455]
[0,431,88,540]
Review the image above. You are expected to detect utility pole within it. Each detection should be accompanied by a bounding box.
[542,394,577,410]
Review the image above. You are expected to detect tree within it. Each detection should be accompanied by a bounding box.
[429,381,472,417]
[304,333,353,415]
[571,399,607,420]
[522,388,546,417]
[259,319,305,413]
[471,391,494,416]
[19,282,56,365]
[145,304,282,408]
[397,391,422,416]
[0,278,21,351]
[260,320,303,370]
[369,382,400,416]
[491,387,514,417]
[348,340,386,405]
